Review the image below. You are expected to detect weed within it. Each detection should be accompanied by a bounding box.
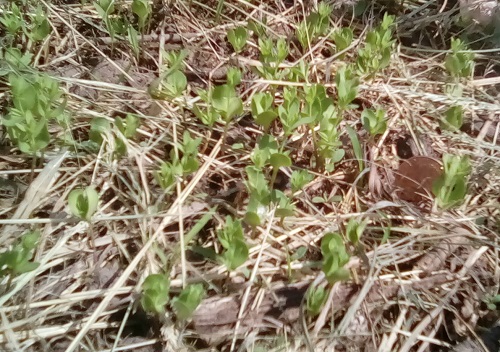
[0,230,40,286]
[433,154,471,209]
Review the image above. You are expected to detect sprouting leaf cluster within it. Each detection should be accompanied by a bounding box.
[321,233,350,284]
[357,13,395,76]
[217,216,249,271]
[2,73,69,155]
[445,38,474,79]
[433,154,471,209]
[141,274,205,320]
[0,230,40,279]
[296,3,332,50]
[155,131,202,191]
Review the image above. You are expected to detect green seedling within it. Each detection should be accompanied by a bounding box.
[317,116,345,172]
[131,0,151,33]
[0,48,33,75]
[155,131,201,191]
[305,285,328,317]
[286,60,309,82]
[88,117,111,148]
[433,154,471,209]
[0,230,40,284]
[226,67,242,87]
[346,126,364,172]
[114,113,140,156]
[248,18,267,38]
[217,216,249,271]
[68,186,99,251]
[227,26,248,53]
[141,273,170,315]
[331,27,354,57]
[272,189,295,219]
[441,105,463,131]
[362,108,387,136]
[0,3,23,37]
[278,87,314,136]
[251,134,279,168]
[445,38,474,79]
[3,73,68,156]
[94,0,117,42]
[127,26,140,58]
[290,169,314,194]
[321,233,350,284]
[171,283,205,320]
[346,218,367,246]
[251,92,277,132]
[336,65,359,110]
[296,3,332,50]
[357,13,395,77]
[26,5,51,42]
[149,69,187,100]
[483,293,500,311]
[68,186,99,222]
[211,84,243,123]
[256,37,289,80]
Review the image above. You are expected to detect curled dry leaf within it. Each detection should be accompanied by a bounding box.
[393,156,443,202]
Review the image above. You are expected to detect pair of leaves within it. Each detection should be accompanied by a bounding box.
[68,186,99,221]
[321,233,350,284]
[445,38,474,78]
[0,230,40,278]
[432,154,471,209]
[217,216,249,271]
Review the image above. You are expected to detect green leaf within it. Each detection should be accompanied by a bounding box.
[68,186,99,221]
[227,26,248,53]
[305,285,328,317]
[269,153,291,168]
[290,170,314,193]
[221,238,249,270]
[212,84,243,122]
[171,283,205,320]
[141,274,170,314]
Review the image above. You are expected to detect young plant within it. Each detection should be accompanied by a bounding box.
[356,13,395,77]
[278,86,313,136]
[361,108,387,136]
[296,3,332,50]
[346,218,367,246]
[0,3,24,40]
[251,91,277,132]
[0,230,40,284]
[131,0,151,33]
[441,105,463,131]
[26,5,51,42]
[155,131,202,192]
[330,27,354,58]
[227,26,248,53]
[141,273,170,315]
[244,165,271,227]
[68,186,99,222]
[432,154,471,209]
[305,285,328,317]
[171,283,205,320]
[290,169,314,194]
[68,185,99,248]
[336,65,359,111]
[114,113,140,156]
[316,116,345,172]
[3,72,69,156]
[256,36,289,80]
[445,38,474,79]
[217,216,249,271]
[321,233,350,284]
